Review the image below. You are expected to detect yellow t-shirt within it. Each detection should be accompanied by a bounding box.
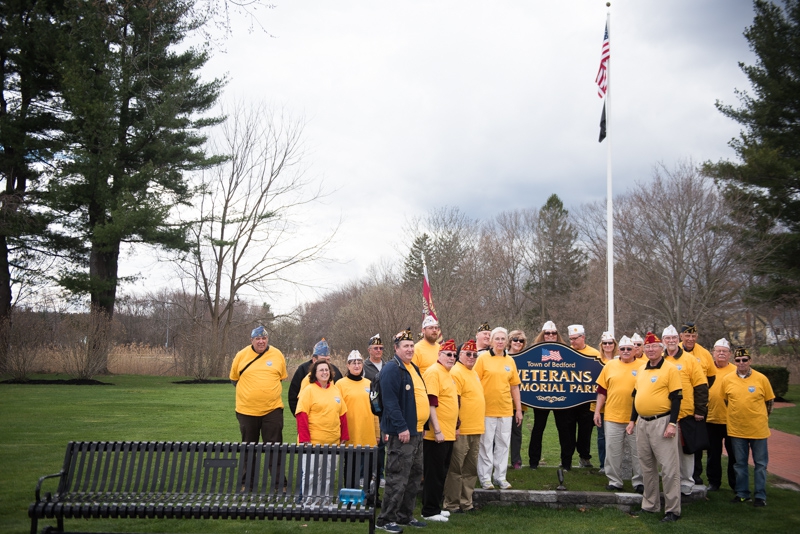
[423,363,459,441]
[596,358,640,424]
[633,359,682,417]
[707,364,736,424]
[450,361,485,435]
[406,362,430,432]
[577,345,602,411]
[336,376,380,446]
[664,350,707,419]
[412,340,441,376]
[295,382,347,445]
[474,350,521,417]
[681,342,717,381]
[229,345,287,416]
[722,370,775,439]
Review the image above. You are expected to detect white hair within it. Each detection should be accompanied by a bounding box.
[490,327,508,341]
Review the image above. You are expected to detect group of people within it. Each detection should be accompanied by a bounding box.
[228,318,776,530]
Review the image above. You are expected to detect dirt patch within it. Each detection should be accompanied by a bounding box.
[1,378,113,385]
[173,379,231,385]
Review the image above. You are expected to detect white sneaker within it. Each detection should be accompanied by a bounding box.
[496,479,512,490]
[423,514,449,522]
[480,480,494,490]
[380,478,386,488]
[439,510,451,518]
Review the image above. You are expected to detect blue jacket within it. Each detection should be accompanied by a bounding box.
[380,355,426,436]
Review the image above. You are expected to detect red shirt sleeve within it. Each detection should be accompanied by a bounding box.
[296,412,311,443]
[597,385,608,396]
[427,394,439,407]
[340,414,349,442]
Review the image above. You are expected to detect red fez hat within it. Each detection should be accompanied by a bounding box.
[644,331,661,344]
[439,339,457,352]
[460,339,477,352]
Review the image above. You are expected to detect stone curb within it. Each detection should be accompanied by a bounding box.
[473,486,707,511]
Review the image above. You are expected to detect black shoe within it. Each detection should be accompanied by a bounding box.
[529,464,538,470]
[605,484,623,491]
[731,496,751,503]
[707,484,720,492]
[661,512,680,522]
[754,499,766,507]
[634,485,644,494]
[398,518,426,528]
[694,476,704,485]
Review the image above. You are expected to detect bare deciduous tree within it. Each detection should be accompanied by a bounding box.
[175,102,335,376]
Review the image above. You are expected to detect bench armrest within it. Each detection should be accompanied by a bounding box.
[34,471,64,502]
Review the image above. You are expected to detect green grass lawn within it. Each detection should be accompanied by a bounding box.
[770,384,800,437]
[2,374,799,533]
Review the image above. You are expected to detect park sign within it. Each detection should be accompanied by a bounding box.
[511,343,604,409]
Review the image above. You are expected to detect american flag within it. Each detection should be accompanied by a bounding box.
[541,349,563,362]
[596,21,610,98]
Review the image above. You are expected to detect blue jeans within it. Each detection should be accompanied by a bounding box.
[731,437,768,501]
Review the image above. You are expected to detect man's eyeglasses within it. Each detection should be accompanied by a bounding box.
[441,352,456,358]
[511,338,525,343]
[461,352,478,358]
[619,347,633,352]
[734,358,749,363]
[371,346,384,351]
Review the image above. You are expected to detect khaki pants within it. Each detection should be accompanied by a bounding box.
[604,420,642,488]
[636,416,681,516]
[443,434,481,511]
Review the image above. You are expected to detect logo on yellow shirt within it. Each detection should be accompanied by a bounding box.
[651,377,657,383]
[748,386,756,393]
[677,365,683,370]
[335,397,341,403]
[267,361,273,366]
[504,366,510,371]
[632,370,637,376]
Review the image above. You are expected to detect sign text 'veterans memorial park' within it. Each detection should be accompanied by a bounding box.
[511,343,605,409]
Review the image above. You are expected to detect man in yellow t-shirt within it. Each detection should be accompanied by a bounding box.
[412,315,441,375]
[722,347,775,507]
[421,340,459,522]
[594,335,643,492]
[625,331,683,523]
[376,329,429,532]
[680,322,717,486]
[443,339,485,513]
[662,324,708,495]
[705,338,737,492]
[229,326,288,443]
[474,327,521,490]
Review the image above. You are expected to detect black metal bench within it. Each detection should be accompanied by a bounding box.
[29,441,378,534]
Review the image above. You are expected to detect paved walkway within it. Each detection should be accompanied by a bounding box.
[763,428,800,486]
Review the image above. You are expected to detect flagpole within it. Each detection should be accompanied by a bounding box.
[605,3,614,336]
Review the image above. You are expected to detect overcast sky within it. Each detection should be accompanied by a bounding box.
[122,0,758,314]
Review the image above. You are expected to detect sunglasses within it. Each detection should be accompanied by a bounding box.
[734,358,750,363]
[441,352,456,358]
[461,352,478,358]
[634,343,643,347]
[511,338,525,343]
[543,331,558,336]
[371,346,384,350]
[602,341,615,345]
[619,347,633,352]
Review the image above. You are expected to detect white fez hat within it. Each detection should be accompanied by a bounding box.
[568,325,585,336]
[662,325,679,337]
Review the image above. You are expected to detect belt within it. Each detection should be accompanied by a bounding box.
[640,412,670,421]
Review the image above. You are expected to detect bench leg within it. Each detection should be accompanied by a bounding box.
[30,516,37,534]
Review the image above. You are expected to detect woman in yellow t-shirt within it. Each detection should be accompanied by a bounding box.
[474,327,522,490]
[594,331,617,472]
[296,360,349,507]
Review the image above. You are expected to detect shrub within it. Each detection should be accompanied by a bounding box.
[752,365,790,399]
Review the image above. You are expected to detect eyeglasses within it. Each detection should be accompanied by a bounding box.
[461,352,477,358]
[619,347,633,352]
[602,341,615,345]
[734,358,749,363]
[634,343,643,347]
[371,346,384,351]
[511,338,525,343]
[441,352,456,358]
[543,331,558,336]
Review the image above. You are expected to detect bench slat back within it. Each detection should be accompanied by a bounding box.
[57,441,377,502]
